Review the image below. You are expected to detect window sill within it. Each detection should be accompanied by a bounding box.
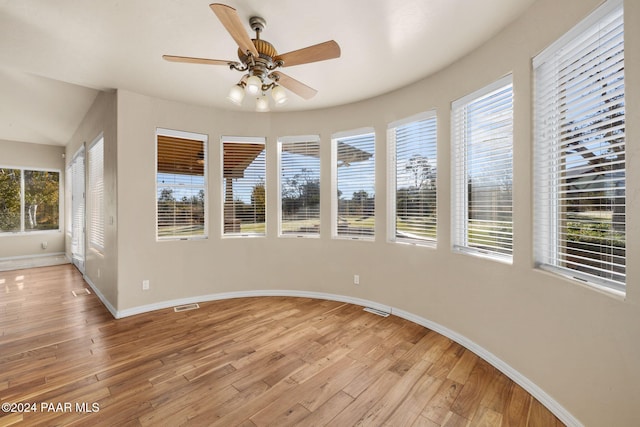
[393,238,437,249]
[452,246,513,265]
[536,264,626,300]
[0,229,62,237]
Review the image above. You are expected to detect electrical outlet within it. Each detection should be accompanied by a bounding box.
[142,280,150,291]
[354,274,360,285]
[41,241,48,249]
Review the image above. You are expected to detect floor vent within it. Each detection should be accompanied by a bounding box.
[71,288,91,297]
[174,303,200,312]
[363,307,390,317]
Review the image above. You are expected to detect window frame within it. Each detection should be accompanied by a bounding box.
[220,135,267,238]
[387,111,438,247]
[87,133,105,253]
[277,135,321,238]
[533,0,625,294]
[331,128,376,241]
[68,146,85,264]
[0,165,61,235]
[155,128,208,241]
[451,74,514,263]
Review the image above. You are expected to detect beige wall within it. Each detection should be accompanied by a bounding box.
[0,139,65,258]
[85,0,640,425]
[65,90,118,309]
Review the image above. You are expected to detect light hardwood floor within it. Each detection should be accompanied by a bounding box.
[0,264,564,426]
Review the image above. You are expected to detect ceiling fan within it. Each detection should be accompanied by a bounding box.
[163,3,341,111]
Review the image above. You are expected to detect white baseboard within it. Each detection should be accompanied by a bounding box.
[115,289,392,320]
[109,290,581,427]
[0,252,66,261]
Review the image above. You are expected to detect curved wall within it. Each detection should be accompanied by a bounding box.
[78,0,640,425]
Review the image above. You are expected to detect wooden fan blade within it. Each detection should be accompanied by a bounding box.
[271,71,317,100]
[275,40,341,67]
[163,55,238,66]
[210,3,259,57]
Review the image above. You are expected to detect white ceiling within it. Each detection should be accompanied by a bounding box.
[0,0,536,146]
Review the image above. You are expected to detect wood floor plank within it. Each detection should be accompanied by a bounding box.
[451,358,496,419]
[447,348,480,384]
[384,372,443,426]
[296,390,354,426]
[356,359,434,426]
[421,378,465,424]
[328,369,402,426]
[528,397,564,427]
[502,383,532,427]
[0,264,565,427]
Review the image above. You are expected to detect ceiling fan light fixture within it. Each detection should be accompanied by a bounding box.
[271,85,288,105]
[227,84,245,105]
[164,5,340,111]
[245,75,262,95]
[255,94,270,112]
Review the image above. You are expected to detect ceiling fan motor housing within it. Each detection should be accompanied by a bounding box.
[238,39,277,80]
[236,16,281,81]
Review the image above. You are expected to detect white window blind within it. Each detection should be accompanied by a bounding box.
[222,136,266,236]
[534,0,625,292]
[279,136,321,236]
[65,165,72,236]
[452,76,513,260]
[389,112,437,244]
[71,149,85,259]
[88,136,104,251]
[332,129,375,239]
[156,129,207,240]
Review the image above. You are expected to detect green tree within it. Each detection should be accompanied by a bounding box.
[282,168,320,216]
[405,154,434,189]
[24,170,59,230]
[251,179,266,223]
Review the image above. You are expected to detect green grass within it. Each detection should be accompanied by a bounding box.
[566,212,625,247]
[396,217,436,239]
[467,219,512,253]
[158,225,205,237]
[281,218,320,233]
[240,222,265,234]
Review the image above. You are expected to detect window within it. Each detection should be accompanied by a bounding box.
[534,0,625,292]
[332,129,375,239]
[452,76,513,260]
[222,136,266,237]
[69,148,85,263]
[88,135,104,251]
[0,167,60,233]
[156,129,207,240]
[389,112,437,244]
[278,136,321,237]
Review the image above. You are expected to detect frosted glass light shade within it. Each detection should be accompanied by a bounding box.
[271,85,288,105]
[256,95,269,112]
[227,84,245,105]
[246,75,262,95]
